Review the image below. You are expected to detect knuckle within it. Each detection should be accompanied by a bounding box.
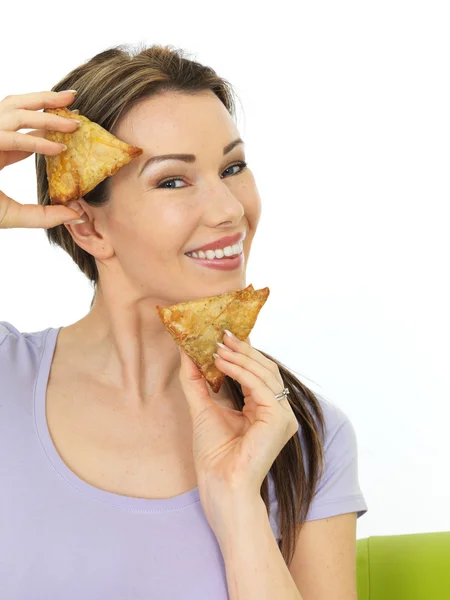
[262,355,279,375]
[13,109,24,130]
[10,133,20,152]
[57,116,76,128]
[48,116,62,130]
[271,364,281,377]
[0,191,12,228]
[44,92,63,109]
[42,97,56,110]
[0,96,12,114]
[2,131,21,152]
[285,414,299,434]
[272,372,284,388]
[30,136,40,153]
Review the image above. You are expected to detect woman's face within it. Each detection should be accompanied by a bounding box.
[84,90,261,305]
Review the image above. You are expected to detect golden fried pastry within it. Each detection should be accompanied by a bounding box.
[156,284,270,393]
[44,107,143,204]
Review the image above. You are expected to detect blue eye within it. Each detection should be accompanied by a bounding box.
[157,161,248,189]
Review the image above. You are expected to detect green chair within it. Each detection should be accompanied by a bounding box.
[356,532,450,599]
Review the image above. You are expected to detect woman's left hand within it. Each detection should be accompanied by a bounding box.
[178,330,299,514]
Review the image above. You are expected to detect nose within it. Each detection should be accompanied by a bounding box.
[206,184,245,223]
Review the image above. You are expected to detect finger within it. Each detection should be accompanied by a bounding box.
[0,109,80,133]
[214,346,282,402]
[0,190,83,229]
[178,348,215,418]
[221,330,281,377]
[213,353,295,430]
[0,90,77,112]
[0,130,67,153]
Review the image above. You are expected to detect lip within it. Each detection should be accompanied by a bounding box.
[185,231,246,254]
[185,251,244,270]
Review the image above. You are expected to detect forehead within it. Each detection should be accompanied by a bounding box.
[113,91,238,149]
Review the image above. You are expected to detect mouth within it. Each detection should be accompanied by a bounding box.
[185,240,244,260]
[184,246,244,270]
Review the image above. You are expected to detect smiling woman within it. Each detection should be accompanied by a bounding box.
[0,43,367,599]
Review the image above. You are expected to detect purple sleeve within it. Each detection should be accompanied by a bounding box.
[306,413,368,521]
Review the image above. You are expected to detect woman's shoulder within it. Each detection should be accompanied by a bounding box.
[303,392,368,519]
[0,320,51,340]
[0,322,56,435]
[0,321,53,361]
[0,320,21,344]
[303,391,354,443]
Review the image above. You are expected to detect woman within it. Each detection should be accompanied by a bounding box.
[0,44,368,599]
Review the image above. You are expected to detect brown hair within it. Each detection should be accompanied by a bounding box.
[36,43,326,567]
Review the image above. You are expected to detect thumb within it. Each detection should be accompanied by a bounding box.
[178,346,214,419]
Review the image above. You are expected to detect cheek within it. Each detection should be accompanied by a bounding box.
[110,203,194,262]
[241,184,262,231]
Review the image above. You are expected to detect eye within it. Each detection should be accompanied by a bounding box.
[156,161,248,189]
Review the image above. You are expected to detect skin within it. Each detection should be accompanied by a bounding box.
[61,90,262,415]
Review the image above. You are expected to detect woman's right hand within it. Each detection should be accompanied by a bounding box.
[0,90,85,229]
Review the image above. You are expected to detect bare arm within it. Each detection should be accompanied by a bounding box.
[214,493,303,600]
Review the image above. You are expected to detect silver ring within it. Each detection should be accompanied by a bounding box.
[275,387,290,402]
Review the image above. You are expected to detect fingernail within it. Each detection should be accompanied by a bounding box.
[213,353,220,359]
[60,89,78,94]
[66,119,81,129]
[224,329,238,341]
[70,109,80,114]
[64,218,85,225]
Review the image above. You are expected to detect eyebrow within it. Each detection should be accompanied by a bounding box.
[138,137,245,177]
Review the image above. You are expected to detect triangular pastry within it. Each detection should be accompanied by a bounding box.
[156,284,270,393]
[44,107,143,204]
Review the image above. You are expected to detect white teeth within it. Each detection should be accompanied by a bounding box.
[187,240,243,260]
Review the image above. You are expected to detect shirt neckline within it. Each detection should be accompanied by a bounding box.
[34,325,201,513]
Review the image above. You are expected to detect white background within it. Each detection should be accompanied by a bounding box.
[1,1,449,541]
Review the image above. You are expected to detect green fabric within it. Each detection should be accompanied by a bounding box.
[356,532,450,599]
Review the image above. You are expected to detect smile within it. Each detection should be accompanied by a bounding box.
[185,240,243,260]
[185,250,244,271]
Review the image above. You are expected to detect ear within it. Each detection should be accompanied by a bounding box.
[65,198,86,218]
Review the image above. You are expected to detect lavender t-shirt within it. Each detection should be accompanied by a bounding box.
[0,321,368,599]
